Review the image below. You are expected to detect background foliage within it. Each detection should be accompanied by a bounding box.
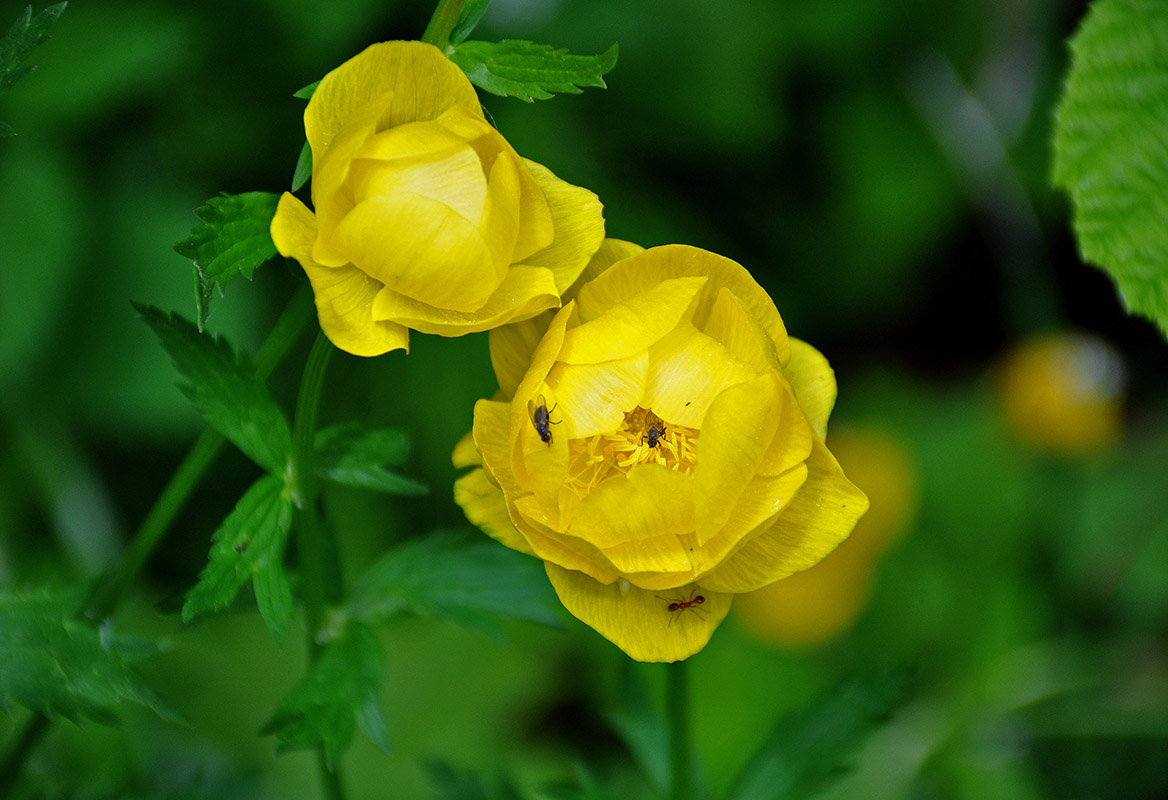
[2,0,1167,798]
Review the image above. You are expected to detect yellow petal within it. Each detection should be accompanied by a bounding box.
[371,266,559,338]
[783,338,837,440]
[756,382,815,477]
[562,238,646,303]
[454,469,535,556]
[567,464,694,548]
[517,159,605,294]
[488,309,557,399]
[513,495,620,583]
[517,387,570,511]
[451,428,480,469]
[472,399,520,495]
[338,193,499,312]
[558,276,708,365]
[641,324,758,429]
[479,149,522,270]
[701,287,775,376]
[693,374,783,545]
[575,245,790,368]
[545,352,649,439]
[699,438,869,593]
[601,534,693,575]
[270,193,409,356]
[305,41,480,160]
[508,306,574,466]
[545,564,731,662]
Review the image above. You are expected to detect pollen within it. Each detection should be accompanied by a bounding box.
[565,406,698,497]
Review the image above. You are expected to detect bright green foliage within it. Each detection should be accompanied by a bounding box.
[1052,0,1168,339]
[182,475,295,639]
[449,40,618,102]
[424,761,524,800]
[724,670,909,800]
[172,192,281,330]
[291,140,311,191]
[262,622,388,769]
[314,423,427,496]
[346,532,562,638]
[0,590,177,724]
[136,304,291,474]
[0,2,66,136]
[448,0,492,47]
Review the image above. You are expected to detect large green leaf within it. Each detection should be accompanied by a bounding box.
[724,670,909,800]
[183,475,295,640]
[346,532,562,638]
[1052,0,1168,338]
[0,2,66,136]
[136,304,291,474]
[0,590,177,724]
[448,40,618,102]
[314,423,427,496]
[173,192,281,330]
[262,621,387,769]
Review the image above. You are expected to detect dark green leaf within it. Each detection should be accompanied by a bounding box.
[605,668,669,796]
[173,192,280,329]
[262,622,387,768]
[424,760,523,800]
[0,589,178,724]
[183,475,295,640]
[0,3,66,94]
[449,0,492,47]
[136,304,291,473]
[314,423,427,496]
[725,669,910,800]
[347,532,562,637]
[0,120,15,137]
[448,40,618,102]
[291,140,312,191]
[1052,0,1168,339]
[293,79,319,100]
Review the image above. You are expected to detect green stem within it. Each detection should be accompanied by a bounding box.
[289,331,346,798]
[420,0,465,51]
[0,715,48,798]
[667,660,694,800]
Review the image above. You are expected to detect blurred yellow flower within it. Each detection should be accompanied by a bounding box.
[734,429,917,648]
[271,41,604,356]
[453,242,867,662]
[996,332,1125,456]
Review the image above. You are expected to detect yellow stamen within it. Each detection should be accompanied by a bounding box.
[565,407,699,498]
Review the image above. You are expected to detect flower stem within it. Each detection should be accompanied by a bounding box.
[420,0,465,52]
[290,330,346,799]
[667,660,694,800]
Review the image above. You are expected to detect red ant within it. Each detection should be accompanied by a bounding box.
[656,588,706,625]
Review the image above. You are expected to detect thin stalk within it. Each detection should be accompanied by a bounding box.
[420,0,465,51]
[667,660,694,800]
[289,331,345,799]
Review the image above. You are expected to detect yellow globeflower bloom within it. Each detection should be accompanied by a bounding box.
[735,429,917,648]
[997,332,1125,456]
[271,41,605,356]
[453,242,868,662]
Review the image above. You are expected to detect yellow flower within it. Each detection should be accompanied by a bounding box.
[270,41,605,356]
[453,242,868,662]
[996,332,1125,456]
[734,429,917,648]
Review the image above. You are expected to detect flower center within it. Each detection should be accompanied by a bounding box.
[565,406,699,497]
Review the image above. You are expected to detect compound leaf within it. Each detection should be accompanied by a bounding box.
[449,40,617,102]
[314,423,426,496]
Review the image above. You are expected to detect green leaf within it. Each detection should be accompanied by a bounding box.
[1052,0,1168,338]
[291,140,312,191]
[424,761,525,800]
[605,669,669,797]
[724,669,910,800]
[172,192,280,330]
[262,621,387,769]
[314,423,427,496]
[0,589,178,724]
[136,304,291,473]
[448,40,618,102]
[449,0,492,47]
[346,532,562,637]
[0,120,15,137]
[0,3,66,94]
[183,475,295,640]
[293,79,319,100]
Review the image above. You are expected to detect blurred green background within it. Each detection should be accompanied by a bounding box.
[2,0,1167,798]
